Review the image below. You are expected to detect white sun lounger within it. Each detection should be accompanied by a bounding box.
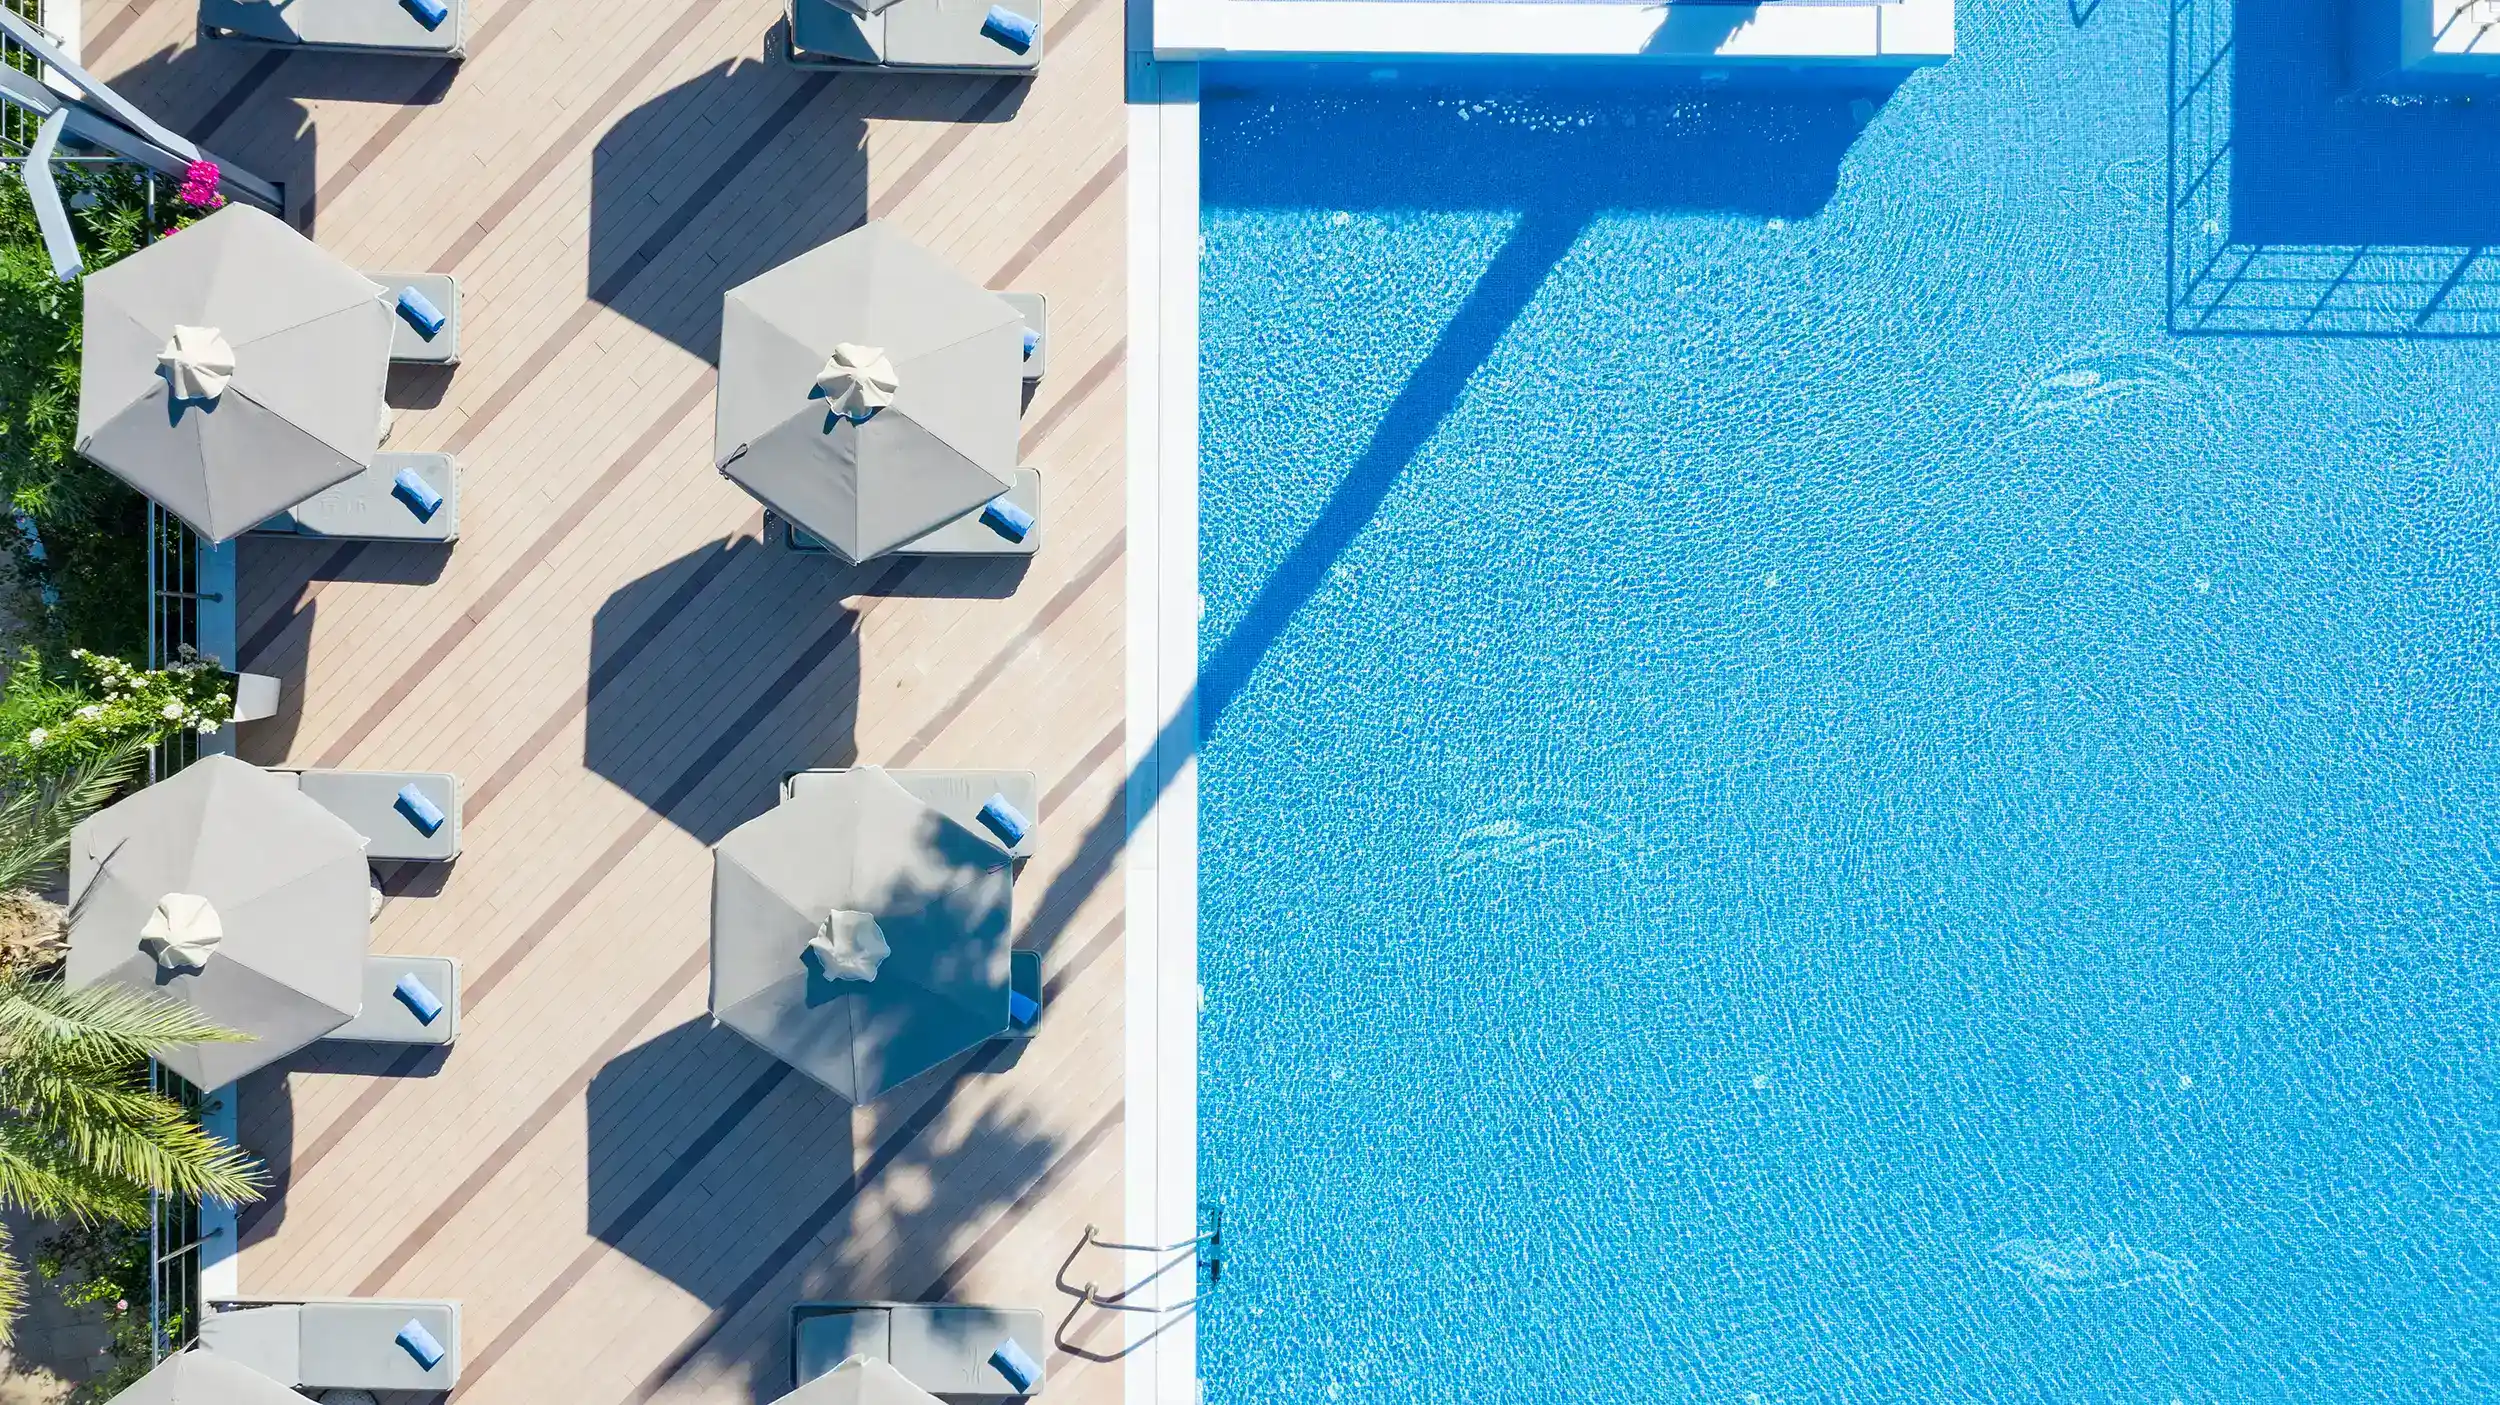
[780,469,1042,560]
[785,0,1042,73]
[366,272,462,364]
[325,954,461,1045]
[201,1298,461,1392]
[793,1302,1046,1398]
[251,452,459,543]
[274,768,462,862]
[201,0,466,56]
[783,767,1037,860]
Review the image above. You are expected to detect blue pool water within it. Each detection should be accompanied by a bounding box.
[1194,4,2500,1401]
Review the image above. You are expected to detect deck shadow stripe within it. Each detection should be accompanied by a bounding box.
[1040,724,1122,820]
[1022,340,1122,456]
[264,566,906,1208]
[989,150,1125,289]
[888,534,1123,766]
[347,950,712,1295]
[311,374,716,767]
[86,0,169,59]
[191,51,289,145]
[456,1061,794,1382]
[238,542,360,667]
[921,1098,1124,1301]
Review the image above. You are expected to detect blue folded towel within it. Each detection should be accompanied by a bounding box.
[395,783,447,837]
[981,5,1037,51]
[1021,325,1040,360]
[397,285,447,337]
[391,466,444,521]
[396,1319,446,1370]
[981,495,1035,543]
[1008,989,1041,1028]
[989,1336,1042,1393]
[401,0,448,26]
[394,972,445,1025]
[977,792,1030,848]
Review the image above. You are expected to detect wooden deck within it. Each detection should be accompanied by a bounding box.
[79,0,1133,1398]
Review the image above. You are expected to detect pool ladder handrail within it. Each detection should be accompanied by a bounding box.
[1051,1214,1221,1363]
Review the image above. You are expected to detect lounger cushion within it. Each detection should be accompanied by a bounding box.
[296,1300,459,1390]
[981,495,1035,543]
[1000,293,1046,381]
[396,1319,446,1369]
[201,0,464,53]
[296,770,461,862]
[793,1307,893,1385]
[277,452,458,542]
[879,0,1044,70]
[395,783,447,836]
[890,1306,1046,1395]
[886,468,1041,558]
[977,793,1030,847]
[790,0,885,62]
[989,1336,1041,1392]
[394,972,446,1024]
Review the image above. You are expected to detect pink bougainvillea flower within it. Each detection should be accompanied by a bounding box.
[177,159,226,210]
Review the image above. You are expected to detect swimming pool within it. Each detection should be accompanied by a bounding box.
[1193,3,2500,1401]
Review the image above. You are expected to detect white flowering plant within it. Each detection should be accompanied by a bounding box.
[0,647,234,781]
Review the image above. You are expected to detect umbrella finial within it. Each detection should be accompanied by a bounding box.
[807,909,890,982]
[814,343,900,421]
[156,325,235,403]
[140,892,224,973]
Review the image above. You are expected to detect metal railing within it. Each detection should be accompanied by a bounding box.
[145,503,206,780]
[1051,1209,1223,1362]
[146,1067,210,1361]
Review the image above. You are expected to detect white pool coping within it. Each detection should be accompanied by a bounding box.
[1124,21,1204,1403]
[1153,0,1952,63]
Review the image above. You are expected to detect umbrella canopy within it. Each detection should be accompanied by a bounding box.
[715,221,1022,564]
[66,753,372,1087]
[774,1355,945,1405]
[77,203,394,542]
[711,767,1013,1102]
[103,1351,310,1405]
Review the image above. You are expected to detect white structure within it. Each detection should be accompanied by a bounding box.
[1151,0,1952,65]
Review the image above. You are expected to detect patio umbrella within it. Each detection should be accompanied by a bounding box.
[76,203,395,542]
[774,1355,945,1405]
[710,766,1013,1103]
[103,1351,310,1405]
[66,754,372,1088]
[715,221,1022,564]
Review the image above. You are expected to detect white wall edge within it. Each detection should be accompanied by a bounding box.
[1124,39,1203,1405]
[197,1080,240,1299]
[1153,0,1952,63]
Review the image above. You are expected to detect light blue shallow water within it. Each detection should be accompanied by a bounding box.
[1194,4,2500,1401]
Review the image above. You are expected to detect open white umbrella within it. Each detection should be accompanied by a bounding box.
[715,221,1022,564]
[773,1355,945,1405]
[102,1351,311,1405]
[709,767,1013,1102]
[77,204,394,542]
[66,754,372,1087]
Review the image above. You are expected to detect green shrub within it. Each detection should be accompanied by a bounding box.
[0,166,162,660]
[0,647,232,783]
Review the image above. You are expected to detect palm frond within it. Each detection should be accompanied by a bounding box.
[0,975,255,1065]
[0,738,144,893]
[0,1214,24,1352]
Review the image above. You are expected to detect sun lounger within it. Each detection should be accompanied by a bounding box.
[201,1298,461,1392]
[366,272,462,364]
[1001,292,1047,383]
[325,954,461,1045]
[781,468,1042,560]
[201,0,466,56]
[785,0,1043,74]
[278,769,462,862]
[793,1302,1046,1398]
[251,452,459,543]
[784,768,1038,860]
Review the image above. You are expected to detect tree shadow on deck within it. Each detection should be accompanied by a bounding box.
[585,58,1025,366]
[584,1019,1060,1401]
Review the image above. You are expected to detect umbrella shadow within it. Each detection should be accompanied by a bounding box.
[584,1018,1060,1400]
[582,529,878,846]
[85,40,323,218]
[584,58,1025,365]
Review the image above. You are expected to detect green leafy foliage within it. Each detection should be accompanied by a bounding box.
[0,166,167,659]
[0,647,234,785]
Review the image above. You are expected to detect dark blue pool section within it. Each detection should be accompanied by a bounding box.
[1194,4,2500,1402]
